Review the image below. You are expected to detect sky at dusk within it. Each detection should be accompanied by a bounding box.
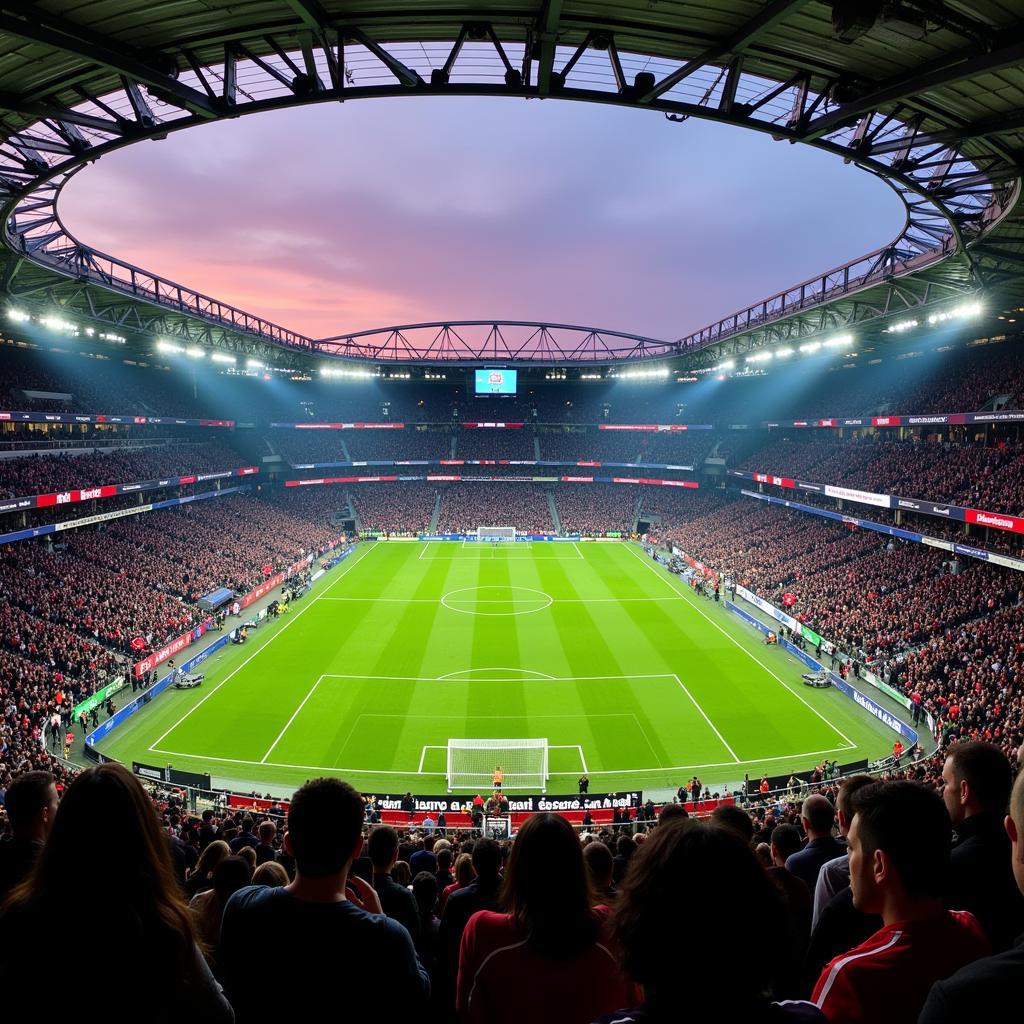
[60,97,905,342]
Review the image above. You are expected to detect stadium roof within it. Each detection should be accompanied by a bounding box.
[0,0,1022,367]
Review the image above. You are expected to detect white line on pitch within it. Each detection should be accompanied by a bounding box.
[673,674,740,763]
[318,595,681,603]
[147,542,379,753]
[318,672,678,682]
[147,740,854,778]
[623,543,857,748]
[576,744,589,773]
[418,746,428,772]
[260,675,325,763]
[629,712,666,769]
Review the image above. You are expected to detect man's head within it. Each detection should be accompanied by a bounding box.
[471,837,501,881]
[800,794,835,839]
[836,774,875,836]
[1003,768,1024,896]
[658,803,688,825]
[367,825,400,872]
[711,804,754,844]
[258,820,276,844]
[847,781,950,915]
[583,839,614,890]
[283,778,364,879]
[3,771,58,841]
[770,823,802,868]
[942,742,1013,826]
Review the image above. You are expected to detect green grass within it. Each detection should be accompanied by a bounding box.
[98,540,898,795]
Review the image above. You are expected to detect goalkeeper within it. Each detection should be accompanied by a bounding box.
[492,765,503,791]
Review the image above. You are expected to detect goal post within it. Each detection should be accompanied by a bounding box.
[447,738,549,792]
[477,526,517,543]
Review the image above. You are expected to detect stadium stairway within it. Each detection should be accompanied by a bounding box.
[534,435,542,460]
[547,490,561,533]
[430,490,442,533]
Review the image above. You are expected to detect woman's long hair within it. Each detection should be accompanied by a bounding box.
[192,839,230,881]
[4,762,196,965]
[499,812,599,958]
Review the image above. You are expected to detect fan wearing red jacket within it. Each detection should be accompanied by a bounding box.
[457,813,637,1024]
[811,781,990,1024]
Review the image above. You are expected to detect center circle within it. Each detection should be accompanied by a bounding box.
[441,585,553,617]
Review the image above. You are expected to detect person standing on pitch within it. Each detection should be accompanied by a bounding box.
[492,766,503,792]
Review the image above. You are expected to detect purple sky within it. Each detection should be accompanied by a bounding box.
[61,97,904,341]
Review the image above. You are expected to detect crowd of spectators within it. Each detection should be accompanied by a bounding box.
[435,485,554,535]
[4,743,1024,1023]
[555,485,638,535]
[739,435,1024,514]
[0,440,247,499]
[453,430,537,461]
[352,483,437,535]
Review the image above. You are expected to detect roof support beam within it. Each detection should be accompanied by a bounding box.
[536,0,563,96]
[638,0,808,104]
[802,33,1024,141]
[0,6,219,119]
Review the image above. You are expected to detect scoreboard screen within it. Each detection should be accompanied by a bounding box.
[474,368,518,395]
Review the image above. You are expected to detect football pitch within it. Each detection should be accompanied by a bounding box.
[99,540,899,795]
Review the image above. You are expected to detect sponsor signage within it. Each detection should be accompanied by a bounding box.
[598,424,712,432]
[0,410,233,426]
[966,508,1024,534]
[0,467,258,516]
[823,484,892,509]
[462,422,525,428]
[272,422,405,429]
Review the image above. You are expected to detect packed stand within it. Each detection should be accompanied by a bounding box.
[435,484,553,535]
[453,429,537,461]
[555,485,638,535]
[352,483,437,535]
[0,440,248,500]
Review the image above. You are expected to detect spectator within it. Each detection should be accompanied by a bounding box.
[941,741,1024,950]
[601,818,824,1022]
[0,763,233,1020]
[611,835,636,884]
[220,778,429,1023]
[191,855,252,958]
[457,813,636,1024]
[583,840,617,904]
[809,781,990,1024]
[785,794,845,891]
[920,765,1024,1020]
[254,821,277,865]
[436,838,502,1017]
[186,839,231,899]
[412,870,441,965]
[250,860,289,888]
[368,824,421,944]
[0,770,57,903]
[811,775,875,928]
[228,815,258,854]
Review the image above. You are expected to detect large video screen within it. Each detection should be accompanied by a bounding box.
[474,368,518,395]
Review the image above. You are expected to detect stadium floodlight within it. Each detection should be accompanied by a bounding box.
[40,315,77,333]
[824,333,854,348]
[246,359,265,370]
[7,308,30,322]
[157,340,184,355]
[776,347,795,358]
[211,352,236,365]
[714,359,735,371]
[322,365,377,379]
[185,346,205,359]
[579,372,602,380]
[799,341,822,354]
[885,319,919,334]
[613,366,671,380]
[746,352,773,363]
[927,301,983,325]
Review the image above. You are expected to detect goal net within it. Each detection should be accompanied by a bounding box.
[447,738,549,792]
[477,526,516,543]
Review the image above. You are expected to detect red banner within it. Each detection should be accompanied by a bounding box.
[133,621,209,679]
[36,484,118,507]
[966,508,1024,534]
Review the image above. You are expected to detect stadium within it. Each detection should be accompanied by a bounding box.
[1,1,1024,1020]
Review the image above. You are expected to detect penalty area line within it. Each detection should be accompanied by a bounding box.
[147,542,379,755]
[623,543,856,749]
